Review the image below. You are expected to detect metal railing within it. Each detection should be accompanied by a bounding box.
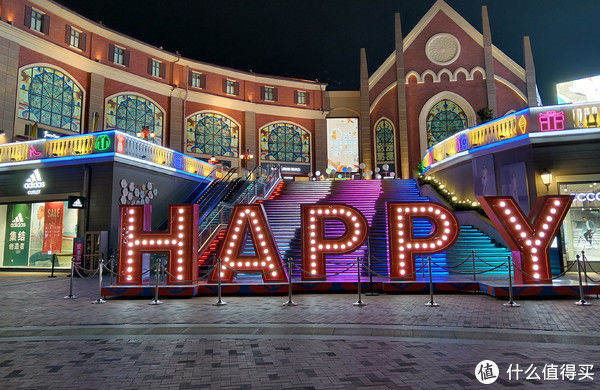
[0,130,221,179]
[198,165,282,255]
[422,101,600,170]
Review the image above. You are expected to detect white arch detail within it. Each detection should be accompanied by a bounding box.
[401,66,486,85]
[418,91,477,157]
[469,66,486,80]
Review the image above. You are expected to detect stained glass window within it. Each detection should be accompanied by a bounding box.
[17,66,83,132]
[260,122,310,163]
[426,99,467,147]
[105,94,164,144]
[185,112,239,157]
[375,119,395,164]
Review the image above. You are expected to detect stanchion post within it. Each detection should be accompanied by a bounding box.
[504,255,520,307]
[92,256,106,304]
[283,257,297,306]
[150,258,163,305]
[472,250,476,281]
[425,256,438,307]
[48,253,56,278]
[213,258,226,306]
[575,254,591,306]
[581,251,589,285]
[354,257,366,306]
[365,247,379,296]
[422,255,425,279]
[64,257,77,299]
[109,253,115,286]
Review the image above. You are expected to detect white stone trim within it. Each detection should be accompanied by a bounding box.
[369,82,397,114]
[373,117,397,166]
[15,62,87,134]
[425,33,461,65]
[31,0,324,90]
[0,22,325,120]
[418,91,476,157]
[258,121,313,164]
[368,0,525,89]
[494,75,527,102]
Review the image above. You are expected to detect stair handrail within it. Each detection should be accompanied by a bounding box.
[196,165,282,261]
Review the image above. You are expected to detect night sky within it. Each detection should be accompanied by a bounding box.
[55,0,600,104]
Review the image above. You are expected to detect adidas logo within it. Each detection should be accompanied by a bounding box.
[72,198,83,208]
[10,213,26,228]
[24,169,45,195]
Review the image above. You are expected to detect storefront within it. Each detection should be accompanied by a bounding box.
[560,182,600,271]
[0,165,87,270]
[1,200,79,269]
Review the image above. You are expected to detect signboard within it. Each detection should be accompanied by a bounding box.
[3,203,31,266]
[68,196,86,209]
[326,118,359,173]
[72,237,84,267]
[23,169,45,195]
[556,75,600,104]
[42,202,64,254]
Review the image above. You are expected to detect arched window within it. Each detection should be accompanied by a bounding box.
[185,112,239,157]
[260,122,310,163]
[375,119,395,164]
[17,65,84,132]
[426,99,467,147]
[105,94,164,144]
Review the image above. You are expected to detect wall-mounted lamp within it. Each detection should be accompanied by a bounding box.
[540,168,553,192]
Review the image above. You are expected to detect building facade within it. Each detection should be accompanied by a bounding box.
[0,0,327,175]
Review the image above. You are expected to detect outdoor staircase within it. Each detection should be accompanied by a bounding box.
[212,179,511,281]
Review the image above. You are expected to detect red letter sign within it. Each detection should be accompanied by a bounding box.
[210,204,287,283]
[387,202,460,280]
[301,204,368,281]
[118,204,199,285]
[478,196,572,284]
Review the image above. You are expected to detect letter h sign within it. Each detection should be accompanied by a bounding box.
[117,204,199,285]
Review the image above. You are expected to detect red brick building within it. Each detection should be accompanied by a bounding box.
[0,0,540,179]
[0,0,327,174]
[328,0,539,179]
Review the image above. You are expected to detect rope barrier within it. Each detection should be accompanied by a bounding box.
[581,255,600,284]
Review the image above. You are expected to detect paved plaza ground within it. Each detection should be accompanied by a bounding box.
[0,273,599,389]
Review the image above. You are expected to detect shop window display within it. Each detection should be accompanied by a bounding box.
[0,202,78,268]
[560,182,600,263]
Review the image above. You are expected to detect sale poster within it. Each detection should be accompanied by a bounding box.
[42,201,64,254]
[3,203,31,266]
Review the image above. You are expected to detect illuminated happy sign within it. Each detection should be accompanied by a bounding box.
[115,196,572,287]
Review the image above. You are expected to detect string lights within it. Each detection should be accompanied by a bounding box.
[209,204,287,283]
[117,204,199,285]
[301,204,368,281]
[478,196,572,284]
[387,202,460,280]
[418,174,481,211]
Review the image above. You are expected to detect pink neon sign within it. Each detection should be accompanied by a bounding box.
[538,111,565,132]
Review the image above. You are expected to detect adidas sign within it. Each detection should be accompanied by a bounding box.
[24,169,45,195]
[10,213,26,228]
[72,198,83,208]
